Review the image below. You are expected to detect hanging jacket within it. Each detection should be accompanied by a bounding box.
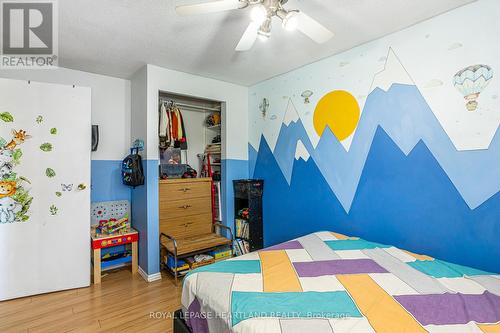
[159,103,169,137]
[171,109,179,140]
[179,109,187,150]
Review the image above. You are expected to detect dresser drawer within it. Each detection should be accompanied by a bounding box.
[159,213,213,239]
[160,197,212,219]
[159,181,211,201]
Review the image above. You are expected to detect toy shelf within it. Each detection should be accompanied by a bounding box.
[101,254,132,270]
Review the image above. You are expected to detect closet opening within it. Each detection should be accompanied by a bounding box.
[158,90,224,223]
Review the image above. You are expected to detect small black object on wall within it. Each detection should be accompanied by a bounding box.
[91,125,99,151]
[233,179,264,252]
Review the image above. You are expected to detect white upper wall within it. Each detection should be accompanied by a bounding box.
[0,68,131,161]
[145,64,248,160]
[130,66,148,154]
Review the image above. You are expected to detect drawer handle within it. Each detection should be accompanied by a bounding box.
[178,205,192,209]
[179,188,191,192]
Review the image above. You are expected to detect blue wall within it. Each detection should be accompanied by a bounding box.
[129,159,160,275]
[91,160,131,203]
[222,159,249,235]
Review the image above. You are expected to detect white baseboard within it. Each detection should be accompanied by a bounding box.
[138,266,162,283]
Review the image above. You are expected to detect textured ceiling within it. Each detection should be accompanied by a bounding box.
[59,0,476,86]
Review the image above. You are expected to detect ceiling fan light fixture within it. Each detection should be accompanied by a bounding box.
[250,4,267,24]
[282,10,299,31]
[257,17,272,41]
[257,31,270,42]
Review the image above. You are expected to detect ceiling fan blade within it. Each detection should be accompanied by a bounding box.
[296,12,334,44]
[176,0,244,16]
[235,22,259,51]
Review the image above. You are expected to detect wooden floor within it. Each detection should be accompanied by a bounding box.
[0,269,182,333]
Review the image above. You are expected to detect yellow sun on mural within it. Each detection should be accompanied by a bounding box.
[313,90,360,140]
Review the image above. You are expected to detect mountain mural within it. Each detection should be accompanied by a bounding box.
[252,84,500,212]
[253,125,500,273]
[251,83,500,273]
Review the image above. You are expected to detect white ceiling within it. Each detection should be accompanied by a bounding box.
[59,0,476,86]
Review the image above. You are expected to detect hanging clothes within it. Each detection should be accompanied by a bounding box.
[159,101,188,150]
[171,108,179,140]
[179,112,188,150]
[173,107,188,150]
[159,103,169,138]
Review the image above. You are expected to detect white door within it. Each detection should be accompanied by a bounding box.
[0,78,91,300]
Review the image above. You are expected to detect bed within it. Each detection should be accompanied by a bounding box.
[178,231,500,333]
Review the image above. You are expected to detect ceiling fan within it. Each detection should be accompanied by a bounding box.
[176,0,334,51]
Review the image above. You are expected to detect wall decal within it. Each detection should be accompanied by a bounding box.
[259,98,269,118]
[36,115,43,124]
[45,168,56,178]
[39,143,53,152]
[0,125,33,223]
[6,130,31,150]
[0,112,13,123]
[61,184,73,192]
[301,90,313,104]
[453,65,494,111]
[49,204,58,216]
[0,181,16,198]
[313,90,360,141]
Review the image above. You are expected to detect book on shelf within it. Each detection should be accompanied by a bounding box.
[233,239,250,257]
[235,218,249,240]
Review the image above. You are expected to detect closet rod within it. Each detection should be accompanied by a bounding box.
[160,99,221,112]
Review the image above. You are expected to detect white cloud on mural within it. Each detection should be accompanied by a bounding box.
[448,42,463,51]
[424,79,444,88]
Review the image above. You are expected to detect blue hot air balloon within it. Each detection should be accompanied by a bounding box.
[453,64,494,111]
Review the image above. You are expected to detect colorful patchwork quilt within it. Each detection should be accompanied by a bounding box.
[181,232,500,333]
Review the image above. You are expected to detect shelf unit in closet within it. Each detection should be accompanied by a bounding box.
[202,113,222,223]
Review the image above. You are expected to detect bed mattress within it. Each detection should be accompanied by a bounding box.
[181,231,500,333]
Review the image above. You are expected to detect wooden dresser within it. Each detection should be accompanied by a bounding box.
[159,178,213,238]
[159,178,232,279]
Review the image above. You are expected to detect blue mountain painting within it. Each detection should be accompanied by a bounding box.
[252,84,500,273]
[262,84,500,212]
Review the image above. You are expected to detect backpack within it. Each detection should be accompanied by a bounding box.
[122,148,144,187]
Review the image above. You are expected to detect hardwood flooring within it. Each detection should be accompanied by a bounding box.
[0,269,182,333]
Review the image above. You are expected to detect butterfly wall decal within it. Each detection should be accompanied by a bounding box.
[61,183,73,192]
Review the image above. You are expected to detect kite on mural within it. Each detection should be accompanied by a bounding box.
[453,64,494,111]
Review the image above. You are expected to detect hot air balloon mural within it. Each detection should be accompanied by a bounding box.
[453,64,494,111]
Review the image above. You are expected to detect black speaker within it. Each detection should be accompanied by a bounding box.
[91,125,99,151]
